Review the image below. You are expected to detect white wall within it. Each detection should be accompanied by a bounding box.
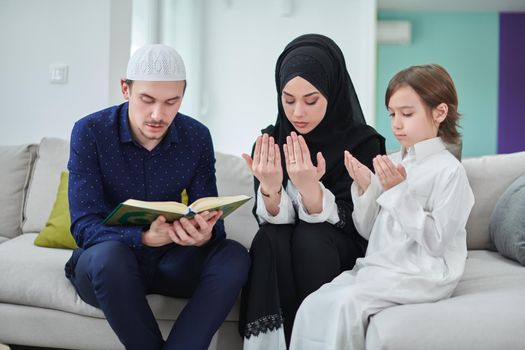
[160,0,203,121]
[156,0,377,155]
[197,0,377,155]
[0,0,131,146]
[109,0,133,106]
[1,0,376,154]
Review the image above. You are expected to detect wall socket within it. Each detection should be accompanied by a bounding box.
[49,64,68,84]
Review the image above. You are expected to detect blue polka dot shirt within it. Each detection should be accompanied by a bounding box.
[67,102,224,249]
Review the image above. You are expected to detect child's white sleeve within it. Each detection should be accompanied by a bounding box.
[376,167,474,257]
[256,184,296,224]
[296,182,339,224]
[351,174,383,240]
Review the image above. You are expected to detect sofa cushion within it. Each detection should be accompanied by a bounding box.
[462,151,525,250]
[0,233,240,322]
[489,176,525,265]
[23,137,70,234]
[0,143,37,239]
[366,250,525,350]
[34,171,77,249]
[215,152,258,249]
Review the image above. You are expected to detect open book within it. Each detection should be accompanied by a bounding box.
[103,195,251,226]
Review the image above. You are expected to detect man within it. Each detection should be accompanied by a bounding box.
[65,44,250,350]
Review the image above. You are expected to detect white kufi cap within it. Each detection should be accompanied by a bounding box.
[126,44,186,81]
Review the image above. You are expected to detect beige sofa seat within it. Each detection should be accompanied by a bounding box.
[366,250,525,350]
[0,233,241,322]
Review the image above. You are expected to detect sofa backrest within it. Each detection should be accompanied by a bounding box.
[7,137,525,252]
[23,138,69,234]
[215,152,258,248]
[462,151,525,250]
[0,143,38,241]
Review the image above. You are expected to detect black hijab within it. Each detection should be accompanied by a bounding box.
[262,33,385,194]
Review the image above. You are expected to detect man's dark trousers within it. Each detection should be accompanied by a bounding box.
[68,238,250,350]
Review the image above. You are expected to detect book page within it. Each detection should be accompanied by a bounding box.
[190,195,251,219]
[124,199,188,213]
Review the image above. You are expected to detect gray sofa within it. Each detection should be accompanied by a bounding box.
[1,137,524,350]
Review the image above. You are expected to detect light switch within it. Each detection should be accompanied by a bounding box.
[50,64,68,84]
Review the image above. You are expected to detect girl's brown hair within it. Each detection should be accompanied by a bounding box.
[385,64,461,145]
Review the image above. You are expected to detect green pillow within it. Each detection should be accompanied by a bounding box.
[34,171,78,249]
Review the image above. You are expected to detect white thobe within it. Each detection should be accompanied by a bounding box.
[290,137,475,350]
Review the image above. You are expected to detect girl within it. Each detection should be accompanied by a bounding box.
[239,34,386,349]
[290,64,475,350]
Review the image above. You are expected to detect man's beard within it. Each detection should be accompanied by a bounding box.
[140,121,167,140]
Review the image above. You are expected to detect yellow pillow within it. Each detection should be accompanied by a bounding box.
[34,171,78,249]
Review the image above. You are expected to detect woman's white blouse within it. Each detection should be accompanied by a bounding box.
[256,181,340,225]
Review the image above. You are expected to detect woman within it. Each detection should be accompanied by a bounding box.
[239,34,385,349]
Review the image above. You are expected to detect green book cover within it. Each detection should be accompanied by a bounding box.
[103,195,251,226]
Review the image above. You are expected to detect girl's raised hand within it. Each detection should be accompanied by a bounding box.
[344,151,372,192]
[283,132,325,195]
[372,155,407,191]
[242,133,283,196]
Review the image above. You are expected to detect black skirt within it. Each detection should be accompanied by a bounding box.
[239,221,365,348]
